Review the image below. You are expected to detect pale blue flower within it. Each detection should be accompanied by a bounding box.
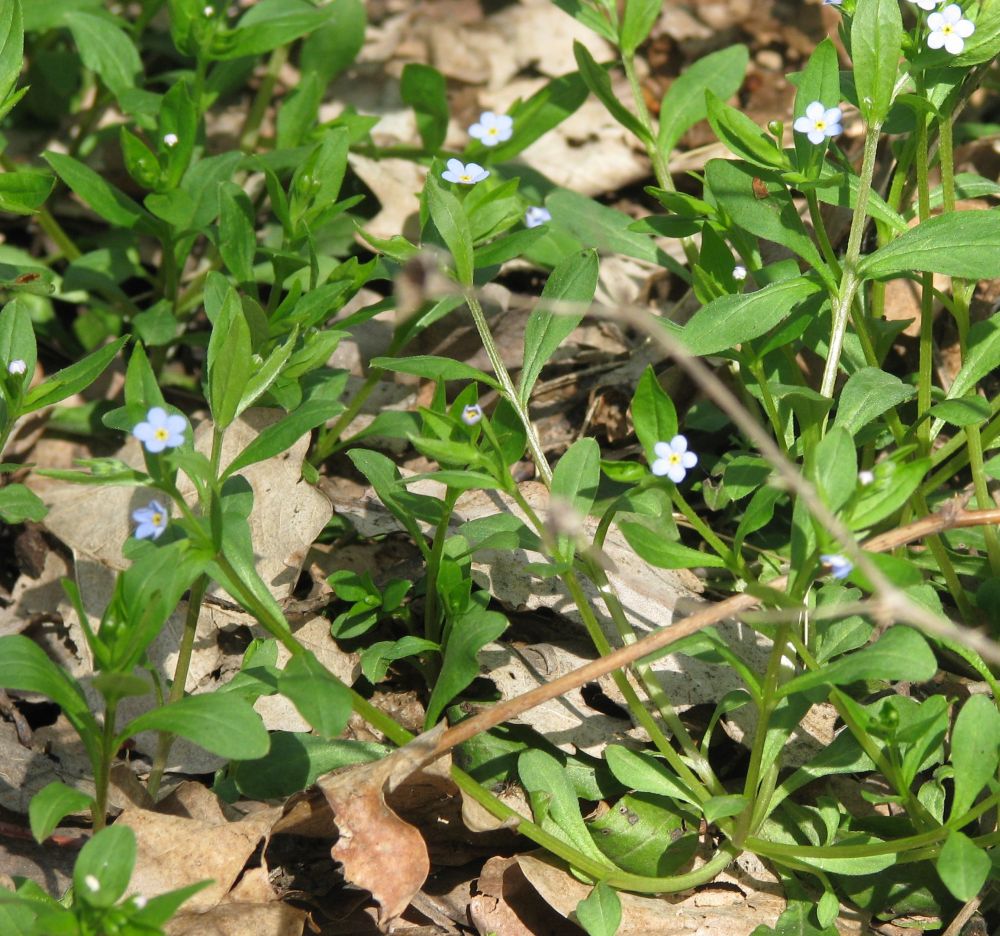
[133,500,169,540]
[442,159,489,185]
[469,111,513,146]
[133,406,186,453]
[525,206,552,228]
[794,101,843,145]
[651,435,697,483]
[461,403,483,425]
[906,0,941,10]
[7,359,26,375]
[820,553,853,580]
[927,5,974,54]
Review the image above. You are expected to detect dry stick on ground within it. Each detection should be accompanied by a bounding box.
[431,503,1000,761]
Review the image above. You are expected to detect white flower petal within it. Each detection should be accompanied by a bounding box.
[651,458,670,477]
[445,158,465,174]
[653,441,672,459]
[792,116,812,134]
[944,33,965,53]
[807,128,825,145]
[805,100,825,121]
[956,18,975,37]
[927,11,945,28]
[669,434,688,453]
[680,451,697,469]
[823,107,842,125]
[927,29,946,48]
[666,462,686,483]
[941,4,962,23]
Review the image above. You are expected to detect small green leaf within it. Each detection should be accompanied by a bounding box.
[299,0,366,84]
[949,694,1000,821]
[551,437,600,517]
[211,0,335,60]
[519,748,612,865]
[576,881,621,936]
[603,745,700,806]
[811,427,856,513]
[371,354,499,388]
[832,367,915,436]
[21,336,128,413]
[425,604,507,726]
[777,627,936,698]
[0,170,54,216]
[121,692,269,760]
[278,651,353,739]
[942,315,1000,405]
[851,0,902,124]
[0,0,24,112]
[28,782,92,844]
[619,521,727,569]
[706,91,788,169]
[658,44,748,155]
[630,365,677,461]
[488,71,589,162]
[74,826,135,910]
[218,181,256,283]
[518,249,599,403]
[927,395,991,427]
[44,152,150,230]
[682,278,824,355]
[619,0,661,55]
[206,286,251,429]
[0,484,46,523]
[859,208,1000,281]
[702,794,748,824]
[936,830,991,902]
[573,41,650,142]
[401,63,448,151]
[550,0,617,42]
[66,12,141,102]
[425,180,474,287]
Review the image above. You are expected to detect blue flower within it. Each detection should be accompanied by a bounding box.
[651,435,697,483]
[820,553,853,580]
[461,403,483,426]
[525,206,552,228]
[133,500,169,540]
[133,406,186,453]
[442,159,489,185]
[469,111,513,146]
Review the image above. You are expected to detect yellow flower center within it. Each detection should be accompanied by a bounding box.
[669,453,681,465]
[941,24,953,34]
[151,512,163,525]
[459,174,472,182]
[815,119,826,130]
[154,427,169,441]
[487,127,498,136]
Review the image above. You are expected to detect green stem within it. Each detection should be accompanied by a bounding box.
[965,423,1000,576]
[733,623,789,847]
[805,190,842,280]
[92,700,119,833]
[915,103,935,456]
[146,574,210,799]
[620,51,700,270]
[819,121,882,400]
[670,487,734,568]
[240,46,289,152]
[466,293,552,486]
[746,356,789,457]
[423,489,460,643]
[312,367,385,465]
[920,401,1000,496]
[938,108,969,354]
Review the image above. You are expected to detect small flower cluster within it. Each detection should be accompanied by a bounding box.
[442,111,512,187]
[7,359,26,375]
[906,1,975,53]
[441,111,550,230]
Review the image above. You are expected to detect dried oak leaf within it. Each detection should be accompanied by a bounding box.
[311,726,446,930]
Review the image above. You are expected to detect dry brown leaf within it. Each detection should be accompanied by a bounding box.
[165,868,306,936]
[516,851,790,935]
[314,727,446,929]
[118,781,282,915]
[468,855,568,936]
